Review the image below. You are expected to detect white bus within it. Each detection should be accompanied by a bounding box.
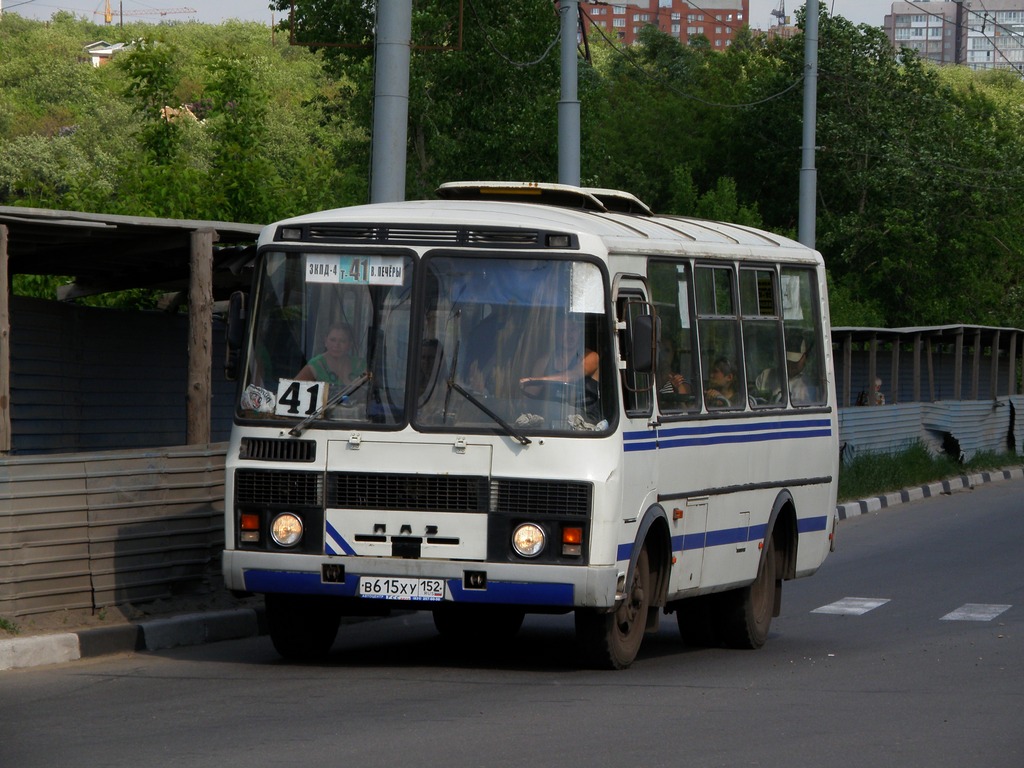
[223,182,839,669]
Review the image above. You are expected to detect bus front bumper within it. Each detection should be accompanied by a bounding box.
[222,550,620,610]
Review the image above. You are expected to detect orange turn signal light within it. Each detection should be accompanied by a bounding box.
[562,526,583,545]
[240,513,260,531]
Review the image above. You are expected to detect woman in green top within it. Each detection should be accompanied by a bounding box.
[295,322,365,385]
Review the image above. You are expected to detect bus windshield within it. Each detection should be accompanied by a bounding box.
[237,250,614,434]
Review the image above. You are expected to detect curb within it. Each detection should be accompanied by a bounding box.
[835,466,1024,520]
[0,606,266,672]
[3,467,1022,671]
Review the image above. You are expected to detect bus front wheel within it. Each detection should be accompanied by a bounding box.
[575,545,652,669]
[266,593,342,661]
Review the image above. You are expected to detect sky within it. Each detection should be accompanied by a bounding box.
[3,0,896,29]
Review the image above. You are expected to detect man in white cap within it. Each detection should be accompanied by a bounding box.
[755,334,812,404]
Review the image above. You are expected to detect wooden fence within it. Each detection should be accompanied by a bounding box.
[0,444,226,618]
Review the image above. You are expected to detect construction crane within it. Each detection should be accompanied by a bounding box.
[770,1,787,27]
[98,1,196,25]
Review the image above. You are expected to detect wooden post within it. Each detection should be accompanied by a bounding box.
[926,336,935,402]
[1010,331,1019,396]
[0,224,10,454]
[971,327,981,400]
[990,329,1000,399]
[889,334,900,404]
[867,335,878,406]
[842,332,852,407]
[912,333,922,403]
[953,330,963,400]
[187,229,216,445]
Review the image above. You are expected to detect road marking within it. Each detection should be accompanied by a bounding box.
[941,604,1012,622]
[812,597,890,616]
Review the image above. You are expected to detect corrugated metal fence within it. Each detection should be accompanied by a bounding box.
[838,397,1021,462]
[0,444,225,618]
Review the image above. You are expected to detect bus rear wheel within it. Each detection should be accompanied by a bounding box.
[265,593,342,661]
[715,535,779,649]
[575,545,651,669]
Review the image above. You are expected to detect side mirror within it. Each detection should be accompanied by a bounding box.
[225,291,247,381]
[631,314,656,374]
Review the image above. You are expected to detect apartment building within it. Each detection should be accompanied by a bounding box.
[885,1,1024,71]
[580,0,750,49]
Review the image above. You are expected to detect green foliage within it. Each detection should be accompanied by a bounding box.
[0,615,19,636]
[838,441,1019,502]
[2,7,1024,329]
[666,166,762,227]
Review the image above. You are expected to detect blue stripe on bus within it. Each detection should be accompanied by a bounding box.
[797,515,828,533]
[620,515,828,560]
[324,520,357,556]
[448,581,574,606]
[242,569,575,607]
[623,418,833,452]
[245,569,352,595]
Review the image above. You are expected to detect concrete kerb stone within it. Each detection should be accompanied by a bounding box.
[3,466,1022,671]
[0,632,81,671]
[834,466,1024,521]
[0,607,264,671]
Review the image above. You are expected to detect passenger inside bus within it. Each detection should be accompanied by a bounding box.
[294,322,366,386]
[755,333,814,404]
[705,356,739,407]
[656,335,694,401]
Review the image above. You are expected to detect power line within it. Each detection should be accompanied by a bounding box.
[464,0,561,68]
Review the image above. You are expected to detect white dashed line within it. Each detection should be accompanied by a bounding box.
[812,597,891,616]
[941,604,1012,622]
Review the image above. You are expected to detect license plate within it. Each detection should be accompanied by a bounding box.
[358,576,446,602]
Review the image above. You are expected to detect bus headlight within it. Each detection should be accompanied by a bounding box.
[270,513,304,547]
[512,523,545,558]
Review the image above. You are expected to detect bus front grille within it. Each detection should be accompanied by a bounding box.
[326,473,592,517]
[328,473,488,512]
[239,437,316,462]
[235,469,323,507]
[492,478,592,516]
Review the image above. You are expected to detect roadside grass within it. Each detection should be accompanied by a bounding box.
[838,442,1021,502]
[0,616,19,636]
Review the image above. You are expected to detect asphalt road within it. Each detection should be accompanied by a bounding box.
[1,480,1021,768]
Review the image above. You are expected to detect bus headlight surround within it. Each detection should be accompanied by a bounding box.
[270,512,304,547]
[512,523,546,558]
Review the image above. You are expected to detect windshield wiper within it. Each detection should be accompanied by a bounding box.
[445,378,531,446]
[288,372,371,437]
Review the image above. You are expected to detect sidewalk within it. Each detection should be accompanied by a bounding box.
[4,465,1023,672]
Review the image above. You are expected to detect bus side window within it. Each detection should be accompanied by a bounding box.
[617,294,653,418]
[695,265,744,410]
[740,267,787,407]
[648,260,700,414]
[781,267,827,406]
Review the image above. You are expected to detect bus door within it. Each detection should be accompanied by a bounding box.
[614,278,658,530]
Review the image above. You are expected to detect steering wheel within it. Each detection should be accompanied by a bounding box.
[520,377,574,400]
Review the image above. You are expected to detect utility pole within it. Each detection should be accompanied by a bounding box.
[558,0,580,187]
[370,1,412,203]
[798,0,818,249]
[954,0,965,65]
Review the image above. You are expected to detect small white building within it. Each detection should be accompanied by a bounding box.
[83,40,130,67]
